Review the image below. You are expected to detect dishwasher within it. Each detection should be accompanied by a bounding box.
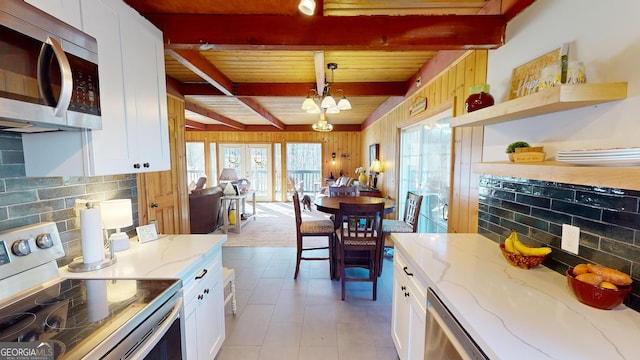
[425,288,488,360]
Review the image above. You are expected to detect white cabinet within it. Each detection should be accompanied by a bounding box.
[392,249,427,360]
[22,0,170,176]
[183,248,225,359]
[24,0,82,29]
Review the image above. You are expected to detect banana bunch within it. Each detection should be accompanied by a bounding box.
[504,230,552,256]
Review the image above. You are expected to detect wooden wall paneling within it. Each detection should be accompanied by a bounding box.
[184,130,362,200]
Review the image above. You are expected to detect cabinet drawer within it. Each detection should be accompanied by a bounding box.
[183,253,222,306]
[394,251,427,312]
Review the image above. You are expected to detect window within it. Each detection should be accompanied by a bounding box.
[399,110,452,233]
[286,143,322,198]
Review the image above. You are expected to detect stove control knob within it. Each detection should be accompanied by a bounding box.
[36,233,54,249]
[12,239,31,256]
[20,329,41,342]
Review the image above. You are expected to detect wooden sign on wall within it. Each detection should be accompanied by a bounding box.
[409,97,427,117]
[509,48,560,99]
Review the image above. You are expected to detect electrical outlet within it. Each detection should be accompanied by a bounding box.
[562,224,580,254]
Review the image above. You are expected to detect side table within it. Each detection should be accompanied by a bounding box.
[221,191,256,233]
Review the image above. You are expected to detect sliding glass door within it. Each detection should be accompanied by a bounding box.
[398,109,452,233]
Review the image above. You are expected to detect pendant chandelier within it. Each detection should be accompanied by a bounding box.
[301,63,352,115]
[311,112,333,132]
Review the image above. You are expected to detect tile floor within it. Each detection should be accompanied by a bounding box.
[217,246,399,360]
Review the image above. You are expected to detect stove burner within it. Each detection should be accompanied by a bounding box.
[0,312,36,341]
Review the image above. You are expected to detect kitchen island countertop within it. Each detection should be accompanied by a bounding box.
[392,232,640,359]
[60,233,227,279]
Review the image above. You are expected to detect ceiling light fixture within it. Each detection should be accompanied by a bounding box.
[312,112,333,132]
[302,63,352,116]
[298,0,315,16]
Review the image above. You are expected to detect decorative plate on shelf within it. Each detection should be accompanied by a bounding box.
[556,147,640,166]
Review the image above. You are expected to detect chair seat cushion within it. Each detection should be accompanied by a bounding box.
[343,238,377,246]
[300,219,335,234]
[382,220,413,233]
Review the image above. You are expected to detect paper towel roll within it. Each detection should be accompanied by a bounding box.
[81,206,105,264]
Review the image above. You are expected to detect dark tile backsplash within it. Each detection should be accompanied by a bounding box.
[0,133,138,266]
[478,174,640,312]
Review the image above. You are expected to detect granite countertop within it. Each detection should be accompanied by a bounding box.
[392,232,640,360]
[60,234,227,280]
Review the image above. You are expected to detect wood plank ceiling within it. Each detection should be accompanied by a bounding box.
[124,0,535,131]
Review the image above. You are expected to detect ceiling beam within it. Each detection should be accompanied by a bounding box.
[184,100,246,130]
[237,97,286,130]
[181,82,407,96]
[151,14,505,51]
[313,51,325,95]
[166,49,234,95]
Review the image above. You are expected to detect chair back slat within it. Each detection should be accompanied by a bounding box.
[292,191,303,227]
[403,192,424,232]
[329,186,357,197]
[338,202,384,243]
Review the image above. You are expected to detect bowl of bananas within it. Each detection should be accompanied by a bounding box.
[499,230,551,269]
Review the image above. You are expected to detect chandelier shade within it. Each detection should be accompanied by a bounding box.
[301,63,351,116]
[312,112,333,132]
[298,0,315,16]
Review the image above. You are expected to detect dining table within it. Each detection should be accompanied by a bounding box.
[313,195,396,280]
[313,195,396,215]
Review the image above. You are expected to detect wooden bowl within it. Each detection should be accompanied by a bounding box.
[566,268,632,310]
[499,243,547,269]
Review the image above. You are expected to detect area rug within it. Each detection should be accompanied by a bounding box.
[222,202,332,247]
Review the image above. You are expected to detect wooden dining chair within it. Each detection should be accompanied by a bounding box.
[329,186,357,197]
[293,191,336,279]
[380,191,423,273]
[336,201,385,300]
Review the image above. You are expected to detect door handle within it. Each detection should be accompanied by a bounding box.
[38,37,72,117]
[150,202,159,208]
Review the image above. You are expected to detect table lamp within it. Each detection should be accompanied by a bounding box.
[101,199,133,252]
[219,168,239,194]
[370,160,383,189]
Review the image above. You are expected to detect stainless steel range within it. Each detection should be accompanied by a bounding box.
[0,222,184,359]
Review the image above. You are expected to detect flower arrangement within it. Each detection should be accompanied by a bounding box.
[355,167,366,174]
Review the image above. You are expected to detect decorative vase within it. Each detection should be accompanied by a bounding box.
[358,173,368,186]
[465,84,494,113]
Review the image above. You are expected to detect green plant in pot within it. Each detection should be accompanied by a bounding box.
[506,141,530,161]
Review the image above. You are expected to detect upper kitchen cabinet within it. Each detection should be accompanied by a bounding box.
[22,0,170,176]
[24,0,82,30]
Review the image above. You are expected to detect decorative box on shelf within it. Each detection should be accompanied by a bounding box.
[511,146,546,163]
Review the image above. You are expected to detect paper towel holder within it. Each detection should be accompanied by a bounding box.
[68,202,118,272]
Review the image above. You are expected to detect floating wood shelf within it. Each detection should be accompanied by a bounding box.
[451,82,628,127]
[473,161,640,191]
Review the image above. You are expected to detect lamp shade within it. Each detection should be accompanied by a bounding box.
[219,168,239,182]
[101,199,133,230]
[320,95,337,109]
[370,160,383,173]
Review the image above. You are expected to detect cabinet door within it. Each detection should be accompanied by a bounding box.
[196,277,225,358]
[80,0,133,175]
[118,2,170,173]
[25,0,82,29]
[407,294,426,359]
[391,267,410,360]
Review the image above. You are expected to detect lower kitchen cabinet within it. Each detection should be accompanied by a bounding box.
[183,248,225,359]
[391,248,427,360]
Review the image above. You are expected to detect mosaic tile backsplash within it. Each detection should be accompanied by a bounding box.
[478,174,640,312]
[0,133,138,266]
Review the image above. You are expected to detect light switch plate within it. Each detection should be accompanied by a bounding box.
[562,224,580,254]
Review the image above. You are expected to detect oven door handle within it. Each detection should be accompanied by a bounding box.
[125,296,183,359]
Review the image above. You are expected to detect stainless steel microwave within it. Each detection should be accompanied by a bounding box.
[0,1,101,133]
